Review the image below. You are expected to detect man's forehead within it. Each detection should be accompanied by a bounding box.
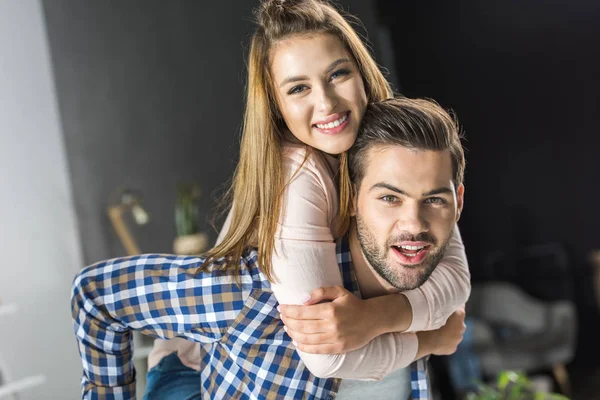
[363,145,454,190]
[364,145,452,170]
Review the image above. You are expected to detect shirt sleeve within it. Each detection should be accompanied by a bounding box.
[71,254,235,399]
[402,225,471,331]
[269,147,419,380]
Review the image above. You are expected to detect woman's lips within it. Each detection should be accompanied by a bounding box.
[313,112,350,135]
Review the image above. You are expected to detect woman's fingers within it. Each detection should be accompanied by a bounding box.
[307,285,348,304]
[280,315,328,334]
[278,301,333,321]
[284,327,344,354]
[294,342,344,355]
[284,327,331,346]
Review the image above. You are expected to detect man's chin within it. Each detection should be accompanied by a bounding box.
[385,258,436,290]
[390,245,432,266]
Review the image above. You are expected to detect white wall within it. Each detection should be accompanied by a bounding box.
[0,0,83,398]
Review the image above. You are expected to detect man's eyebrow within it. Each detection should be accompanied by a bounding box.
[423,187,454,196]
[279,58,351,88]
[369,183,454,197]
[369,183,407,195]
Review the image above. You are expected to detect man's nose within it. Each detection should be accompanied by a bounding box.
[396,204,429,235]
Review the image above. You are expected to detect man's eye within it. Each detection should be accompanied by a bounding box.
[425,197,447,205]
[288,85,308,95]
[380,195,398,203]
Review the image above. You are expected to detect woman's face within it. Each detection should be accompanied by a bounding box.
[270,32,368,155]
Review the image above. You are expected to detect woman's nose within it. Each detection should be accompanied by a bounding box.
[316,86,338,114]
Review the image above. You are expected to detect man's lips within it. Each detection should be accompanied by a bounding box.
[390,243,432,265]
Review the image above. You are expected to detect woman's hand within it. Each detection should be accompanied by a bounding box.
[416,308,466,358]
[277,286,387,354]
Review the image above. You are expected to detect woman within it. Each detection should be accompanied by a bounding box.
[144,0,469,397]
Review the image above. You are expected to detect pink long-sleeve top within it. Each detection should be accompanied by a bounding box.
[148,143,470,379]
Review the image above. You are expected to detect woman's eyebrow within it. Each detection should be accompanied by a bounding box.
[325,58,351,74]
[279,58,351,88]
[279,75,309,88]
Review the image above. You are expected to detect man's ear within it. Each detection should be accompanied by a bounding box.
[350,184,358,217]
[456,184,465,222]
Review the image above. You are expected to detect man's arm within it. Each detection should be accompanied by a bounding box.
[71,254,241,399]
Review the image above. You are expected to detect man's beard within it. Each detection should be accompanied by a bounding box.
[356,214,451,291]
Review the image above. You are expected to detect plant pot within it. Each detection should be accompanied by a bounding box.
[173,233,209,255]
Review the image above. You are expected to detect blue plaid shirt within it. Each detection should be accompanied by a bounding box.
[71,236,429,399]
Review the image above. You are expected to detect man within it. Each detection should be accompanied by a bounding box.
[71,97,468,399]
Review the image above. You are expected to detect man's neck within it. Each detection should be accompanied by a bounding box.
[348,220,399,299]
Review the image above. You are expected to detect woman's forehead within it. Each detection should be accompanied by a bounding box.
[270,32,354,73]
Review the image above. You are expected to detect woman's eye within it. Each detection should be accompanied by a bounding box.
[330,68,350,81]
[288,85,308,95]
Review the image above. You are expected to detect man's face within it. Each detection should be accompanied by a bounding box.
[354,145,464,291]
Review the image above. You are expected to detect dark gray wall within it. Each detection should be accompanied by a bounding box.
[42,0,388,264]
[377,0,600,368]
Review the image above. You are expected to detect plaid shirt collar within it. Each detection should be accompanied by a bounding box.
[72,235,428,399]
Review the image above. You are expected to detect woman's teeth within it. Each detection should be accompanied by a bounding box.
[315,114,348,129]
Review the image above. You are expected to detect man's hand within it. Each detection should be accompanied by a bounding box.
[417,308,466,358]
[277,286,383,354]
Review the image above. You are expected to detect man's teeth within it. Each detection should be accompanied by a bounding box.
[316,114,348,129]
[392,245,426,258]
[400,245,425,251]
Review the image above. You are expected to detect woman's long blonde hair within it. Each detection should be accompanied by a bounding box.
[202,0,393,281]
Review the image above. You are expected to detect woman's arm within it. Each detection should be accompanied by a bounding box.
[279,226,470,347]
[270,148,419,379]
[401,225,471,331]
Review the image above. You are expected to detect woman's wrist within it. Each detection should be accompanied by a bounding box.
[415,330,437,360]
[366,293,413,336]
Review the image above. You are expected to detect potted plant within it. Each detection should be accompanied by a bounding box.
[466,371,570,400]
[173,182,208,255]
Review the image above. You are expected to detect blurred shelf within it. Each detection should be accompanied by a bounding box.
[0,304,16,318]
[0,374,45,398]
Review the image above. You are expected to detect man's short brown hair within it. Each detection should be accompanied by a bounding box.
[350,97,466,189]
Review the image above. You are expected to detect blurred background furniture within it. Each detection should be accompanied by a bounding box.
[467,242,577,398]
[466,282,577,396]
[441,242,578,399]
